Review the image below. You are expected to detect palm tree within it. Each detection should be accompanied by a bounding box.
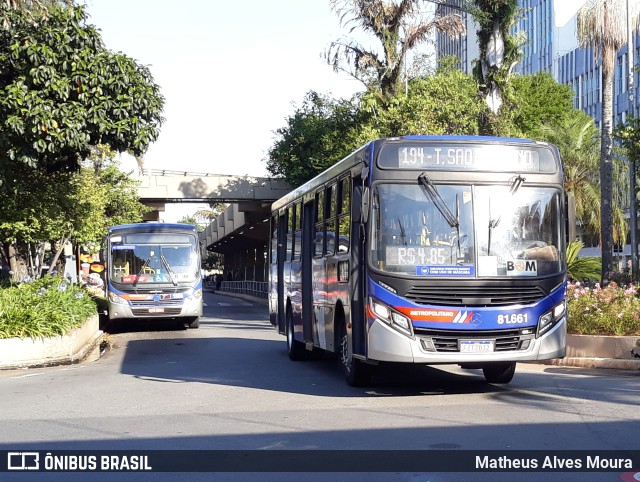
[576,0,637,281]
[326,0,465,100]
[537,110,628,247]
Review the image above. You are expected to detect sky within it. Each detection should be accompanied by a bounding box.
[84,0,363,179]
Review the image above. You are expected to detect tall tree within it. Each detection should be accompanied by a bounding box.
[577,0,636,280]
[266,91,368,186]
[510,72,575,137]
[538,110,629,248]
[468,0,521,136]
[0,4,165,188]
[326,0,465,100]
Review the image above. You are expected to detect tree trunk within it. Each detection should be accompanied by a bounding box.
[0,243,11,279]
[49,234,71,278]
[600,46,615,282]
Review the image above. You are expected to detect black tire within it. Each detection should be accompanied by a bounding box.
[338,320,371,387]
[482,362,516,384]
[286,309,306,361]
[185,316,200,329]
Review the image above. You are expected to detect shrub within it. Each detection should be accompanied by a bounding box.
[567,281,640,335]
[0,276,97,339]
[566,240,601,282]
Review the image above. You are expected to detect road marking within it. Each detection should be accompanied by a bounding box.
[10,373,44,379]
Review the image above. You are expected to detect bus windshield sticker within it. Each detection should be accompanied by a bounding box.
[416,266,475,276]
[506,259,538,276]
[112,245,135,250]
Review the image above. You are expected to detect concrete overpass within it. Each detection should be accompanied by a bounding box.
[134,169,292,281]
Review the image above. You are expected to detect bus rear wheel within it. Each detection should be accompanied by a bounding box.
[339,321,370,387]
[482,362,516,384]
[286,309,306,361]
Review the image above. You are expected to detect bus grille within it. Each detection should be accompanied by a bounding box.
[405,285,545,306]
[129,299,183,306]
[414,328,525,352]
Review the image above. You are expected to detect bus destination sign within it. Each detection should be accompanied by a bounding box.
[378,143,558,173]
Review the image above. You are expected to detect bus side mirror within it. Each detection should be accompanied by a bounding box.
[361,187,370,224]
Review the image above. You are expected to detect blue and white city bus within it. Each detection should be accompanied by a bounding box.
[269,136,571,386]
[104,223,203,328]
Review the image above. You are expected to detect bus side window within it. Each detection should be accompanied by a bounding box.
[293,201,302,261]
[286,207,293,262]
[270,216,278,264]
[325,184,337,255]
[338,177,351,253]
[314,189,325,257]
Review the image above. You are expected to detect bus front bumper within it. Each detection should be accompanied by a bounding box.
[366,317,566,364]
[108,297,203,320]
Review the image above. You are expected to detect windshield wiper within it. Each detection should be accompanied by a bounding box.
[397,218,407,245]
[160,254,178,286]
[418,173,466,256]
[487,175,526,255]
[133,257,151,287]
[418,173,459,229]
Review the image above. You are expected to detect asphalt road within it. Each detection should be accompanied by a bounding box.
[0,291,638,482]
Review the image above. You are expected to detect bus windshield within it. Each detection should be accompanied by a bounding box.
[109,233,199,286]
[370,182,562,277]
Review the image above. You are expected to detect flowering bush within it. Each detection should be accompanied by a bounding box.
[567,281,640,335]
[0,276,97,339]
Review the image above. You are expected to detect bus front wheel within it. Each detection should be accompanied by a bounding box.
[186,316,200,329]
[338,321,370,387]
[482,362,516,384]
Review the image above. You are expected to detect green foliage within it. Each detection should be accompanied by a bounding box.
[0,276,97,339]
[369,69,483,136]
[567,281,640,335]
[511,72,575,137]
[266,91,369,186]
[266,69,584,186]
[0,4,165,187]
[0,161,147,248]
[566,240,601,282]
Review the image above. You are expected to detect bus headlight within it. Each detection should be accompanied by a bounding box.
[537,300,566,337]
[108,292,128,305]
[187,289,202,302]
[368,297,413,337]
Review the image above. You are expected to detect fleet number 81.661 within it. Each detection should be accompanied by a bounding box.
[497,313,529,324]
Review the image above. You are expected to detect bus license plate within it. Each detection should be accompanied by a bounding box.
[460,340,494,353]
[149,307,165,313]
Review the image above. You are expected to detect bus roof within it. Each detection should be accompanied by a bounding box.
[108,222,198,234]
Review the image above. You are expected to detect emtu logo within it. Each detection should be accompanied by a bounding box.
[7,452,39,470]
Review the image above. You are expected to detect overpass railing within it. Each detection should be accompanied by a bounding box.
[213,280,268,299]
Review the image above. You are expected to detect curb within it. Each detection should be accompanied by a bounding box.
[0,315,103,370]
[539,357,640,371]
